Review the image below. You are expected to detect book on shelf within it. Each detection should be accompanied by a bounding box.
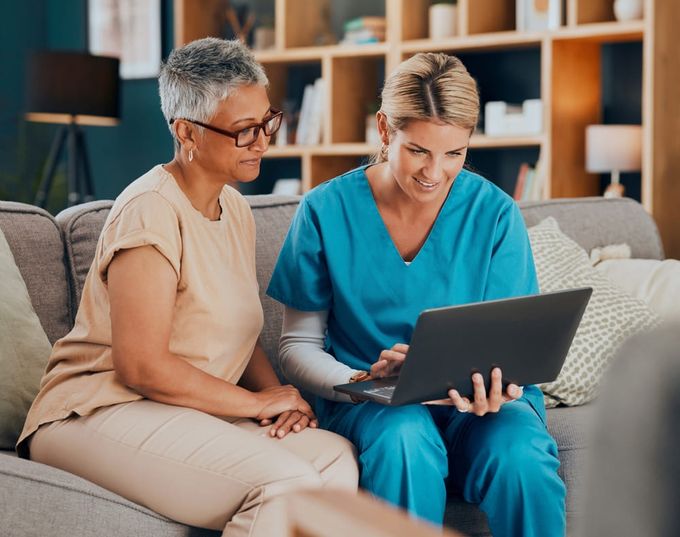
[295,78,325,146]
[341,16,386,45]
[514,160,546,202]
[344,16,386,32]
[513,162,530,201]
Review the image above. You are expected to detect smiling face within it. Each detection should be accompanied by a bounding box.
[193,84,272,184]
[379,113,471,206]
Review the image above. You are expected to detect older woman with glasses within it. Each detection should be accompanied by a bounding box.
[17,37,358,537]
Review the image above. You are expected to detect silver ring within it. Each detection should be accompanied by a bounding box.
[458,407,470,413]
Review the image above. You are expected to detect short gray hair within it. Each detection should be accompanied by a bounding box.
[159,37,268,148]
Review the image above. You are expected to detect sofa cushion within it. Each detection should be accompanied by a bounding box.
[528,217,659,407]
[0,201,71,344]
[56,200,114,315]
[546,405,593,515]
[248,195,300,374]
[0,229,53,450]
[595,258,680,322]
[519,197,664,260]
[0,452,218,537]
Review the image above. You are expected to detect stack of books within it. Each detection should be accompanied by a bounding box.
[340,16,386,45]
[295,78,325,146]
[513,160,546,202]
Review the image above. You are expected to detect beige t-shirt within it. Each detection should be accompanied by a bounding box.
[17,165,264,455]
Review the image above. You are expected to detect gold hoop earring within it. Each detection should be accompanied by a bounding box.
[380,143,388,159]
[188,149,194,162]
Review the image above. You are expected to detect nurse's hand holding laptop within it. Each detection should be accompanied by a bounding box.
[370,343,523,416]
[336,288,591,409]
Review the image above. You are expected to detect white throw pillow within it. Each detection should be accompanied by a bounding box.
[528,218,659,407]
[595,258,680,323]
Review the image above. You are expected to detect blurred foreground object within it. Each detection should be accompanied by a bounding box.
[581,323,680,537]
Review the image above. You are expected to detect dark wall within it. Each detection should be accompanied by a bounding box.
[0,1,48,203]
[0,0,175,209]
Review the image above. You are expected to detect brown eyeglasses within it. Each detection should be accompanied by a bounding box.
[170,109,283,148]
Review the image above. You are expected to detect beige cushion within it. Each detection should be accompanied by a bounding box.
[528,217,659,407]
[0,228,52,449]
[595,258,680,323]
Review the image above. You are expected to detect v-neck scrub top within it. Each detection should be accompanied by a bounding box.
[267,166,539,375]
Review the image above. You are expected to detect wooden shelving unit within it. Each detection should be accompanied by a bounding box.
[174,0,680,257]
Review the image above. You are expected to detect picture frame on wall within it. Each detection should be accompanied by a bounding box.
[516,0,562,32]
[88,0,161,79]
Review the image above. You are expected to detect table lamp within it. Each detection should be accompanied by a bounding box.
[26,51,120,208]
[585,124,642,198]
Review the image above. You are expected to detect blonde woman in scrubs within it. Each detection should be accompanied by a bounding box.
[18,38,357,537]
[267,53,565,537]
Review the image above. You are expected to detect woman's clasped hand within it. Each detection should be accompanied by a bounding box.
[255,385,318,437]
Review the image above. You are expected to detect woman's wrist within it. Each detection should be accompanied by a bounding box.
[243,389,265,418]
[348,370,372,403]
[349,370,371,383]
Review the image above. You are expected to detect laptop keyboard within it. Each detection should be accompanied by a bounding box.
[364,385,396,399]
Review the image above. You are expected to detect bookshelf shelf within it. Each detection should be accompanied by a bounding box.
[254,48,325,63]
[401,32,543,54]
[470,135,544,149]
[174,0,680,257]
[265,143,377,159]
[555,20,645,41]
[255,43,390,63]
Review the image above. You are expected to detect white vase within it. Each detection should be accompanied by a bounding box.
[613,0,644,22]
[429,4,457,40]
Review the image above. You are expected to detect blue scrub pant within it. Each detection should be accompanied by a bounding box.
[318,385,566,537]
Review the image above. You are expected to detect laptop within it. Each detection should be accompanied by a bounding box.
[334,287,592,406]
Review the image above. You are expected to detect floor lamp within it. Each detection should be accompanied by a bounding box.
[26,51,120,208]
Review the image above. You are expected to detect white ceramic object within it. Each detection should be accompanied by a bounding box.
[613,0,644,22]
[429,4,457,40]
[253,27,275,50]
[484,99,543,137]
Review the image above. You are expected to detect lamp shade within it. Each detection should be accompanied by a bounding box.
[26,51,120,126]
[585,124,642,173]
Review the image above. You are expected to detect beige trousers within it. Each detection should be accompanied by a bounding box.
[30,400,358,537]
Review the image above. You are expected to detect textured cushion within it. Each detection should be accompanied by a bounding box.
[519,197,664,260]
[595,258,680,322]
[0,229,53,450]
[528,217,659,407]
[0,201,71,343]
[0,452,218,537]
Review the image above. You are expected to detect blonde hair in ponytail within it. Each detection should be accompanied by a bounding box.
[372,52,479,164]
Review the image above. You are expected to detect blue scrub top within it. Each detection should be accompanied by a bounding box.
[266,165,538,375]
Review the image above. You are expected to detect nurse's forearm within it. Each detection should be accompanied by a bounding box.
[279,307,356,403]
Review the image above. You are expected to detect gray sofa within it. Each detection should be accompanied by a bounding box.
[0,195,665,537]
